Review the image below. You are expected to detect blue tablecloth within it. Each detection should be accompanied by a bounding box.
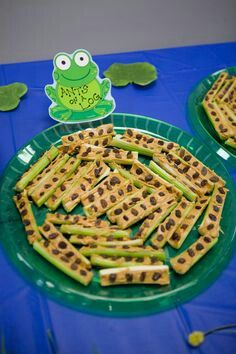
[0,43,236,354]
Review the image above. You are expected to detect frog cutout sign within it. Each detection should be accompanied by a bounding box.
[45,49,115,123]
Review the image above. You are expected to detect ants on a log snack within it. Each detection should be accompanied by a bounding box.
[90,254,163,268]
[109,162,156,192]
[60,124,115,154]
[61,160,110,212]
[61,224,131,238]
[13,124,227,287]
[203,101,235,140]
[99,265,170,286]
[202,71,236,148]
[168,197,210,249]
[60,135,114,155]
[15,146,59,192]
[135,200,178,242]
[113,190,176,229]
[203,72,228,103]
[153,151,213,197]
[27,154,70,196]
[218,104,236,132]
[33,240,93,286]
[13,190,41,244]
[45,163,85,211]
[39,222,91,269]
[112,128,179,156]
[198,184,228,238]
[31,157,80,207]
[79,244,165,260]
[175,148,225,185]
[75,144,138,165]
[46,212,110,228]
[170,235,218,274]
[69,235,132,247]
[106,186,151,223]
[130,160,182,198]
[81,172,129,207]
[150,197,195,248]
[149,160,196,201]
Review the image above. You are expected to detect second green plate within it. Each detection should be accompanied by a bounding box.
[0,113,235,316]
[187,67,236,169]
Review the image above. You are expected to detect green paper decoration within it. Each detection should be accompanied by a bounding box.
[0,82,28,111]
[103,62,157,87]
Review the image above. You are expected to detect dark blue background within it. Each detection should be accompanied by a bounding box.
[0,43,236,354]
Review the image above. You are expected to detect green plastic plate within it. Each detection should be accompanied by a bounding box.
[187,67,236,169]
[0,113,235,317]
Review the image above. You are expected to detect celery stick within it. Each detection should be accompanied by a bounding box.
[203,72,228,103]
[149,160,197,201]
[46,212,109,228]
[13,190,41,244]
[90,254,163,268]
[99,265,169,286]
[170,235,218,274]
[28,154,70,196]
[136,200,178,242]
[96,239,143,247]
[45,162,83,211]
[168,197,210,249]
[69,235,130,245]
[150,198,195,248]
[198,184,228,238]
[15,146,58,191]
[80,245,166,261]
[33,240,92,286]
[202,101,234,140]
[60,224,131,238]
[109,162,155,192]
[32,158,80,207]
[39,221,91,268]
[112,136,154,156]
[62,163,110,213]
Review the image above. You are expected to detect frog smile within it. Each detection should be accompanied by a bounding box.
[62,69,90,81]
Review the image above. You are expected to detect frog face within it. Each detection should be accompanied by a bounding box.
[53,50,98,87]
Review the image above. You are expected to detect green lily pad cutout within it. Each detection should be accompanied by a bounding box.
[103,62,157,87]
[0,82,28,111]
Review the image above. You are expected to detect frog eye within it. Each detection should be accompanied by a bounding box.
[55,55,71,70]
[74,51,89,67]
